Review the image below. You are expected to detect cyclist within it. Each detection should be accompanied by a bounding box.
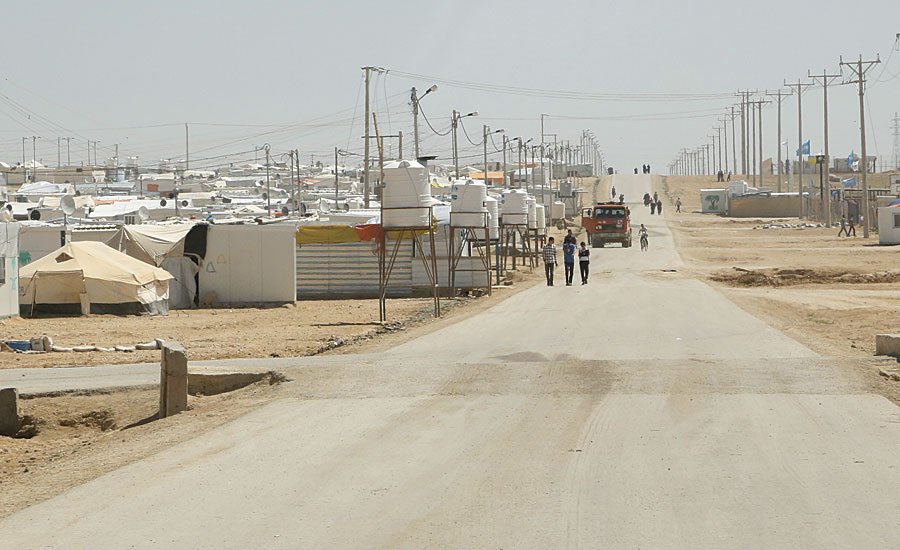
[639,224,649,251]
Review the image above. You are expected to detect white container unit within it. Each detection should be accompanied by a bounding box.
[500,189,528,225]
[551,200,565,220]
[382,160,431,228]
[535,204,546,233]
[526,197,538,229]
[450,180,488,227]
[485,196,500,240]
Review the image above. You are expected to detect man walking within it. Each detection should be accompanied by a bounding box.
[675,197,682,213]
[656,199,663,215]
[578,241,590,284]
[847,216,856,237]
[837,215,848,237]
[563,228,576,246]
[542,236,557,286]
[563,238,576,286]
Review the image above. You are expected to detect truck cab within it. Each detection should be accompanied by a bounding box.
[581,203,632,248]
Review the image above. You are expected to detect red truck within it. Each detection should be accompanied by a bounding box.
[581,203,632,248]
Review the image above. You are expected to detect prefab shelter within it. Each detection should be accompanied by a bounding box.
[877,206,900,245]
[18,241,173,316]
[0,222,20,318]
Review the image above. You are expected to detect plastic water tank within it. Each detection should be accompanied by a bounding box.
[450,180,488,227]
[485,196,500,240]
[526,197,538,229]
[500,189,528,225]
[551,200,565,220]
[382,160,431,228]
[535,204,546,232]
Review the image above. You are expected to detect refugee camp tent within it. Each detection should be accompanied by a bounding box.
[18,241,173,316]
[106,224,199,309]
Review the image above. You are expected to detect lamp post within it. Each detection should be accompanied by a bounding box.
[451,110,478,180]
[483,126,504,187]
[411,84,438,160]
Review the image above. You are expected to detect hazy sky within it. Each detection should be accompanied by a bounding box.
[1,0,899,174]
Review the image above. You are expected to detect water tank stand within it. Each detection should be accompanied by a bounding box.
[499,223,535,274]
[378,205,440,322]
[448,211,492,297]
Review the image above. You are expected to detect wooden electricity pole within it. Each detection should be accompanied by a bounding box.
[839,54,881,238]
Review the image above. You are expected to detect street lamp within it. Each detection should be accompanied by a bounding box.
[504,136,521,187]
[483,126,504,187]
[451,110,478,179]
[411,84,438,159]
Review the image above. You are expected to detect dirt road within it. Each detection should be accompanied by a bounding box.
[3,174,900,548]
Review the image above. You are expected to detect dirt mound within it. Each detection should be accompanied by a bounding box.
[58,409,117,431]
[711,267,900,287]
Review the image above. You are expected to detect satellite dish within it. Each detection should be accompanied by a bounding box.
[261,192,268,200]
[29,209,41,220]
[342,203,350,212]
[181,200,188,207]
[138,206,150,221]
[61,195,77,216]
[168,192,176,199]
[160,198,168,207]
[281,206,289,216]
[5,203,12,212]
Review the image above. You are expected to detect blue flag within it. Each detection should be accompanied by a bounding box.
[842,176,857,187]
[848,151,854,164]
[799,140,810,155]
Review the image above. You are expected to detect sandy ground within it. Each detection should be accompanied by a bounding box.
[0,298,441,370]
[656,174,900,359]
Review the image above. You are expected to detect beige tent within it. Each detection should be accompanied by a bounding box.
[19,241,173,316]
[106,224,194,266]
[106,224,199,309]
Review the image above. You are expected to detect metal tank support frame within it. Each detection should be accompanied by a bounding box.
[500,222,535,274]
[448,211,492,297]
[378,205,440,322]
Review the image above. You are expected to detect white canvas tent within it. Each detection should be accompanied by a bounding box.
[106,224,199,309]
[19,241,173,316]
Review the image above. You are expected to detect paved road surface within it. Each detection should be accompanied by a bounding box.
[4,174,900,549]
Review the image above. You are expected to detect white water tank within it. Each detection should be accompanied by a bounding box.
[551,200,565,220]
[526,196,538,229]
[535,204,546,232]
[450,180,488,227]
[382,159,431,228]
[500,189,528,225]
[485,196,500,240]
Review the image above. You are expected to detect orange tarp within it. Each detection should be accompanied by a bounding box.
[469,171,505,184]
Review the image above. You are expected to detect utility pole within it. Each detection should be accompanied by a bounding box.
[750,98,757,185]
[808,69,841,225]
[892,112,900,170]
[410,84,437,160]
[840,54,881,238]
[747,98,768,189]
[185,123,190,171]
[265,144,271,215]
[766,89,791,193]
[31,136,39,182]
[65,137,72,166]
[57,137,61,168]
[729,106,737,176]
[785,79,814,218]
[716,126,723,173]
[362,66,383,208]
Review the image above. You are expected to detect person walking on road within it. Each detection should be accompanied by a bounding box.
[650,200,656,215]
[656,199,663,216]
[675,197,682,213]
[563,229,576,246]
[847,216,856,237]
[578,241,590,284]
[562,239,576,286]
[542,237,557,286]
[837,216,848,237]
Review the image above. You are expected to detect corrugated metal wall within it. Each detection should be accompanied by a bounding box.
[295,238,491,298]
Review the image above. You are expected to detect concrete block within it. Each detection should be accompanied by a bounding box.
[0,388,20,437]
[875,334,900,359]
[159,342,188,418]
